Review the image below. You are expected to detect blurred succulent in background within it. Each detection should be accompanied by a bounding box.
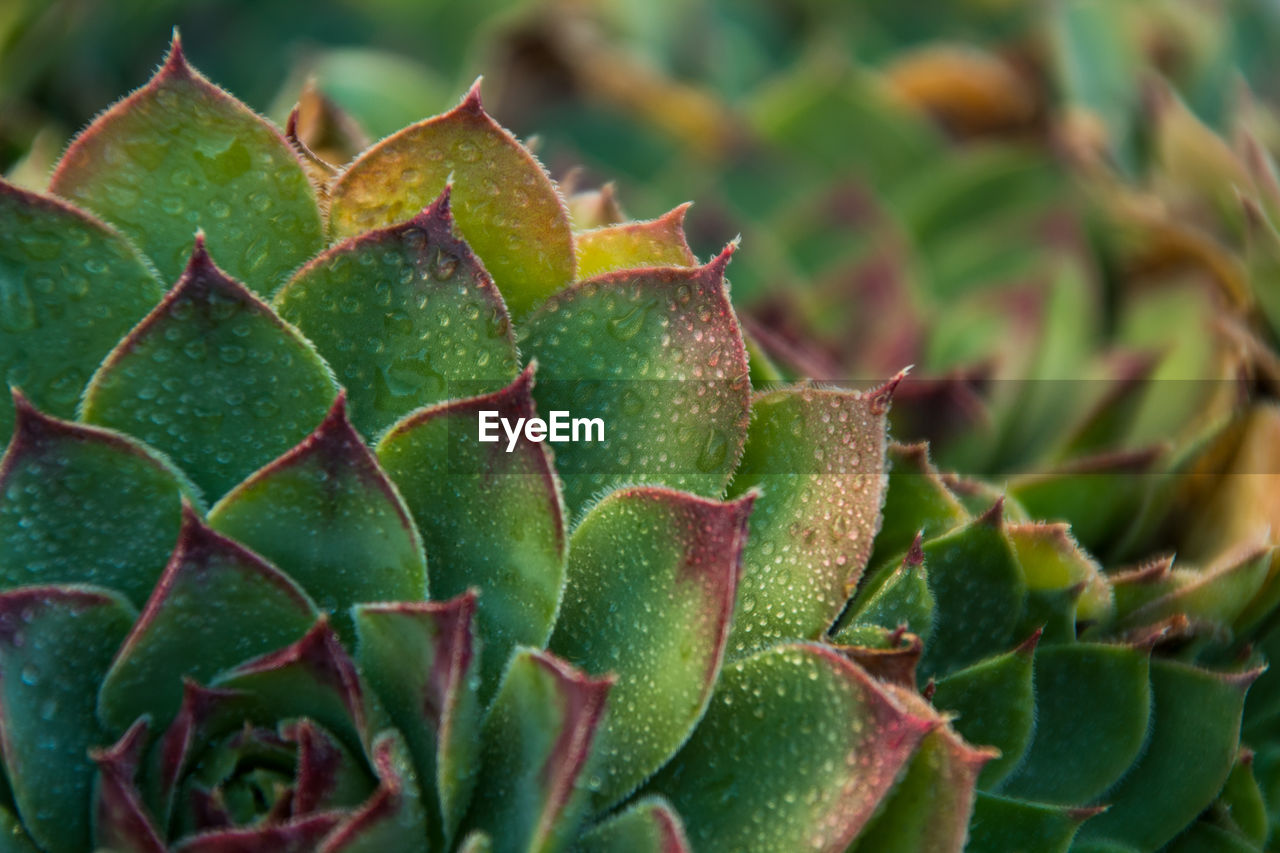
[7,1,1280,851]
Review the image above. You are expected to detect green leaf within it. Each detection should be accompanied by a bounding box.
[0,394,191,607]
[646,643,933,852]
[329,82,573,316]
[1116,545,1274,634]
[0,804,40,853]
[354,593,480,848]
[1212,752,1268,846]
[212,618,383,759]
[917,503,1027,680]
[1165,822,1263,853]
[840,537,934,640]
[98,506,319,732]
[849,718,995,853]
[574,205,697,281]
[376,367,565,697]
[868,443,968,570]
[463,649,611,853]
[966,793,1093,853]
[521,247,750,514]
[1079,659,1259,849]
[90,719,168,852]
[48,37,322,295]
[549,487,753,808]
[208,395,426,641]
[0,180,163,437]
[1006,528,1098,643]
[314,731,430,853]
[931,635,1038,789]
[726,383,892,656]
[82,238,337,500]
[0,586,135,853]
[573,796,691,853]
[276,188,519,437]
[1002,643,1152,804]
[282,718,374,816]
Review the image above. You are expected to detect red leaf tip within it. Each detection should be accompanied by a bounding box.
[977,496,1005,529]
[868,365,912,415]
[413,184,455,231]
[698,240,738,288]
[904,532,925,569]
[161,29,192,80]
[460,77,485,114]
[1015,626,1044,656]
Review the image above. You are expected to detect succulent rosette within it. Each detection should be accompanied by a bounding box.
[0,30,1275,853]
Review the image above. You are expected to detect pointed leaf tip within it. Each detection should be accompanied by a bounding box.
[1016,626,1044,655]
[461,78,485,113]
[423,183,454,223]
[905,532,925,568]
[868,366,911,415]
[702,241,737,282]
[978,496,1005,528]
[161,30,190,79]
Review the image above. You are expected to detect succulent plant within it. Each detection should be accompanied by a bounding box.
[1,27,1278,853]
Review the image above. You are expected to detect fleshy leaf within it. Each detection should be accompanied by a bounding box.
[208,395,426,640]
[98,507,319,731]
[1164,822,1261,853]
[645,643,933,852]
[276,188,519,437]
[315,731,429,853]
[1010,449,1161,556]
[0,805,39,853]
[329,82,573,316]
[172,813,342,853]
[1211,751,1268,846]
[574,204,697,281]
[1116,543,1274,634]
[573,796,691,853]
[917,503,1028,680]
[81,238,337,499]
[281,718,372,816]
[1002,643,1152,804]
[1007,521,1112,628]
[147,680,264,827]
[0,586,136,853]
[462,649,611,853]
[840,535,934,640]
[849,710,996,853]
[725,383,892,656]
[966,793,1094,853]
[549,487,753,807]
[868,443,969,569]
[1078,659,1259,849]
[832,628,924,688]
[212,618,380,758]
[48,36,323,294]
[521,246,750,513]
[0,394,190,607]
[92,719,166,853]
[376,366,565,696]
[0,181,163,436]
[354,594,480,847]
[930,633,1038,789]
